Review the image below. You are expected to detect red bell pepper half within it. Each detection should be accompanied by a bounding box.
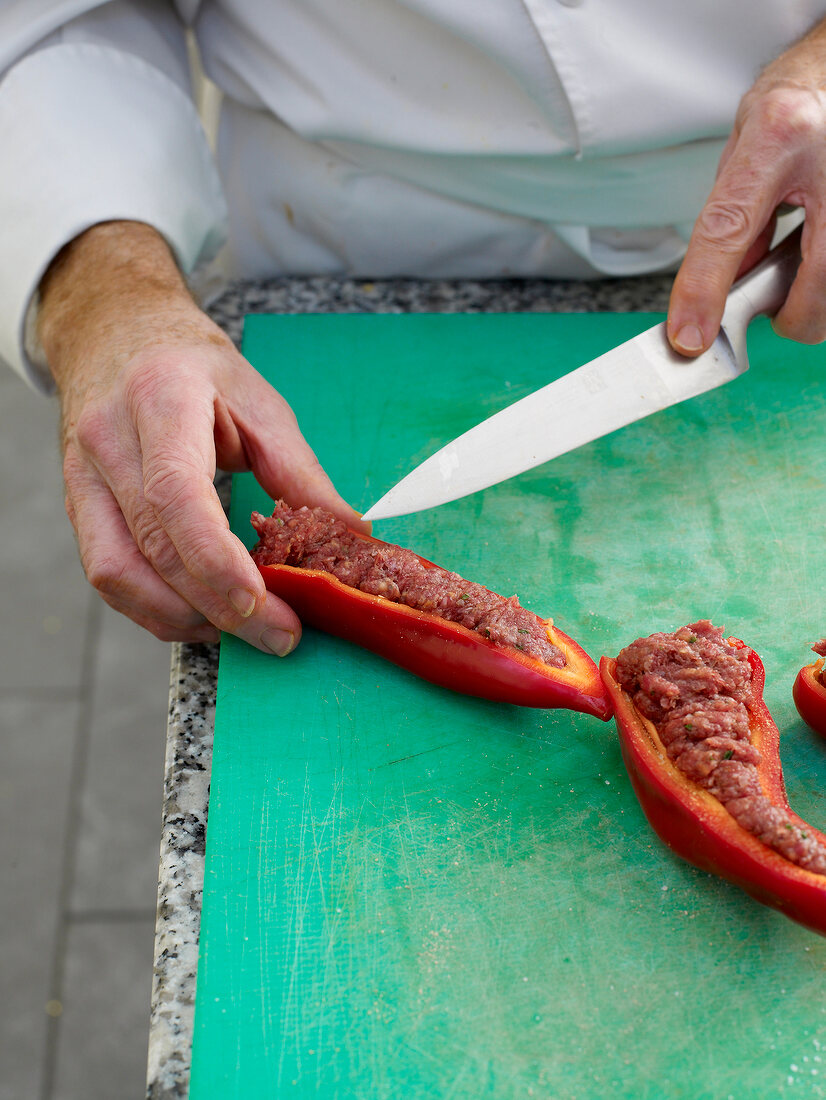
[793,657,826,738]
[601,644,826,936]
[255,530,610,718]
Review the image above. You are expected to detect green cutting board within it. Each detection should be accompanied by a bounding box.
[190,313,826,1100]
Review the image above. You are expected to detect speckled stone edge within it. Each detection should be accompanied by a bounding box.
[144,273,674,1098]
[146,642,217,1100]
[204,271,674,346]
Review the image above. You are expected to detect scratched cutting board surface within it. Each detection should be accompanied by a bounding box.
[190,313,826,1100]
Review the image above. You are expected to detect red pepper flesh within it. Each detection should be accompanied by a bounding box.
[256,534,610,718]
[793,658,826,738]
[601,646,826,936]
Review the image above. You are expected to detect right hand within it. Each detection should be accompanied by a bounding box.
[39,221,366,653]
[667,16,826,357]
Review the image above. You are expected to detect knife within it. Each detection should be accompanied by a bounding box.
[362,224,803,522]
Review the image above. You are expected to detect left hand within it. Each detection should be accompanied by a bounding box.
[667,17,826,356]
[39,220,368,652]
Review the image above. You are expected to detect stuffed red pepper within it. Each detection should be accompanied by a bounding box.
[601,621,826,936]
[250,501,610,718]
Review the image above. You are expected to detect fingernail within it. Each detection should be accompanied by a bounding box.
[260,627,295,657]
[228,587,257,618]
[674,323,705,353]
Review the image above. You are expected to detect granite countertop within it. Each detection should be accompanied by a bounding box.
[145,270,674,1099]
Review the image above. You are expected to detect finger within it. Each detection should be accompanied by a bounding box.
[131,380,269,612]
[94,452,304,653]
[137,529,304,655]
[667,124,791,357]
[232,377,371,532]
[72,443,304,653]
[64,449,216,639]
[772,218,826,343]
[69,401,304,654]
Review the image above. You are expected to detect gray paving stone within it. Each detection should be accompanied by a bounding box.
[0,696,79,1100]
[0,371,92,692]
[0,371,169,1097]
[70,604,171,913]
[50,917,156,1100]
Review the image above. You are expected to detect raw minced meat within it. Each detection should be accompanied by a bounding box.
[616,620,826,875]
[251,501,565,667]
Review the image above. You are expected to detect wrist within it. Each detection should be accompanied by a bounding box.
[37,220,213,392]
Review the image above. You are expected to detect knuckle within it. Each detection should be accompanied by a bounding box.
[83,551,132,599]
[144,472,231,584]
[133,516,177,572]
[695,200,753,249]
[73,403,113,456]
[179,537,223,584]
[147,513,223,586]
[124,355,214,428]
[122,355,176,407]
[143,461,190,515]
[753,86,824,144]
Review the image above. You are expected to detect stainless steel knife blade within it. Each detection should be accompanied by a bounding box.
[362,226,802,522]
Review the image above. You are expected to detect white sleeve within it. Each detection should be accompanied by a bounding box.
[0,1,227,392]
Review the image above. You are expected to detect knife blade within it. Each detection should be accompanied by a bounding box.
[362,225,802,522]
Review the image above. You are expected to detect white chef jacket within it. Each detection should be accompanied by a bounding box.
[1,0,825,391]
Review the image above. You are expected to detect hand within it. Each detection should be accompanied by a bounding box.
[668,17,826,356]
[39,221,365,652]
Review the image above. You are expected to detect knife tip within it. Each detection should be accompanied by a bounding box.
[360,500,394,522]
[361,496,415,522]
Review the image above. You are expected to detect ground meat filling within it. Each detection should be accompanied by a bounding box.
[251,501,566,667]
[616,620,826,875]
